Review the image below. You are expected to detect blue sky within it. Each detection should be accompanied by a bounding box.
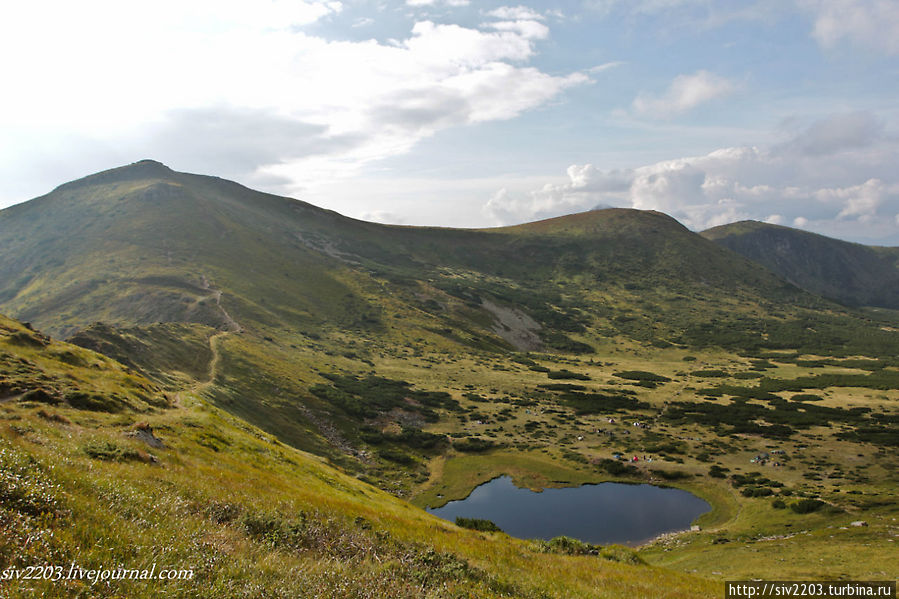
[2,0,898,242]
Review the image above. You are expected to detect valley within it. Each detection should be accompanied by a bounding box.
[0,162,896,597]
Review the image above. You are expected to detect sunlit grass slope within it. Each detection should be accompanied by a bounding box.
[0,313,719,598]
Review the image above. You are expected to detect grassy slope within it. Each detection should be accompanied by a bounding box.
[702,220,899,309]
[1,163,897,587]
[0,313,718,598]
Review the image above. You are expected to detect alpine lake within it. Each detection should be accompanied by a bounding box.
[427,476,711,546]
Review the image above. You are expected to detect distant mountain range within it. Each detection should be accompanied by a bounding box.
[702,220,899,309]
[2,160,898,455]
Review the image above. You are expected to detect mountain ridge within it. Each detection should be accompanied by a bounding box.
[702,220,899,309]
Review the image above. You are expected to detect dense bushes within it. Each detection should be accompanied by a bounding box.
[453,437,497,452]
[310,374,460,421]
[597,458,638,476]
[556,390,651,415]
[663,389,878,439]
[546,369,590,380]
[614,371,671,383]
[455,517,502,532]
[790,499,825,514]
[359,426,447,450]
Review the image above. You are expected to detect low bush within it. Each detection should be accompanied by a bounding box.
[455,517,502,533]
[790,498,825,514]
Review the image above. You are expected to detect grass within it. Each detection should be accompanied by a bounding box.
[0,331,721,598]
[0,163,897,592]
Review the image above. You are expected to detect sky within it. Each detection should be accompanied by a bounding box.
[2,0,899,243]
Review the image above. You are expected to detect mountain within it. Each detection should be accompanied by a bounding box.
[2,162,897,589]
[702,220,899,309]
[3,161,899,460]
[0,161,837,344]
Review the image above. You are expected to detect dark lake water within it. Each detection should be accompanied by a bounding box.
[427,476,710,546]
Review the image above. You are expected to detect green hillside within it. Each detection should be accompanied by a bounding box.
[703,220,899,309]
[1,162,897,592]
[2,312,722,598]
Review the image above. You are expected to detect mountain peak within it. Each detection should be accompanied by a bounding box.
[54,159,175,193]
[500,207,689,236]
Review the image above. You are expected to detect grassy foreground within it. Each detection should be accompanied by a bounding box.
[0,314,718,598]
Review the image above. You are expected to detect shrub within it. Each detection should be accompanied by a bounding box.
[790,498,825,514]
[453,438,496,452]
[547,370,590,381]
[83,440,145,462]
[741,486,774,497]
[455,517,502,533]
[791,394,824,402]
[20,388,58,405]
[379,449,415,465]
[537,536,598,555]
[653,469,692,481]
[691,370,729,378]
[65,391,120,412]
[597,458,638,476]
[709,465,729,478]
[614,371,671,383]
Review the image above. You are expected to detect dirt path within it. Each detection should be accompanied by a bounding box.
[177,275,242,404]
[200,274,242,333]
[192,330,229,395]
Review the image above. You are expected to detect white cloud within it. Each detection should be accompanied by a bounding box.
[358,210,406,224]
[487,19,551,39]
[483,111,899,242]
[632,70,736,119]
[588,61,626,73]
[486,6,546,21]
[0,0,584,204]
[798,0,899,54]
[778,111,883,155]
[584,0,708,16]
[407,0,470,6]
[822,179,893,221]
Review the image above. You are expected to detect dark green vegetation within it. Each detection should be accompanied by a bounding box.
[455,517,503,532]
[703,220,899,309]
[1,162,897,593]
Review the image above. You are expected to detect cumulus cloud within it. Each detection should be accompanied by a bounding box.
[632,70,736,119]
[484,111,899,242]
[798,0,899,54]
[140,107,363,182]
[407,0,470,6]
[486,6,546,20]
[0,0,585,203]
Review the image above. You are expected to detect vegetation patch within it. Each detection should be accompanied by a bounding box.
[790,498,826,514]
[453,437,498,453]
[547,369,590,380]
[311,374,461,422]
[455,517,503,533]
[82,439,148,462]
[614,370,671,383]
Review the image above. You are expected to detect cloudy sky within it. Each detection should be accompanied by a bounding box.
[2,0,899,243]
